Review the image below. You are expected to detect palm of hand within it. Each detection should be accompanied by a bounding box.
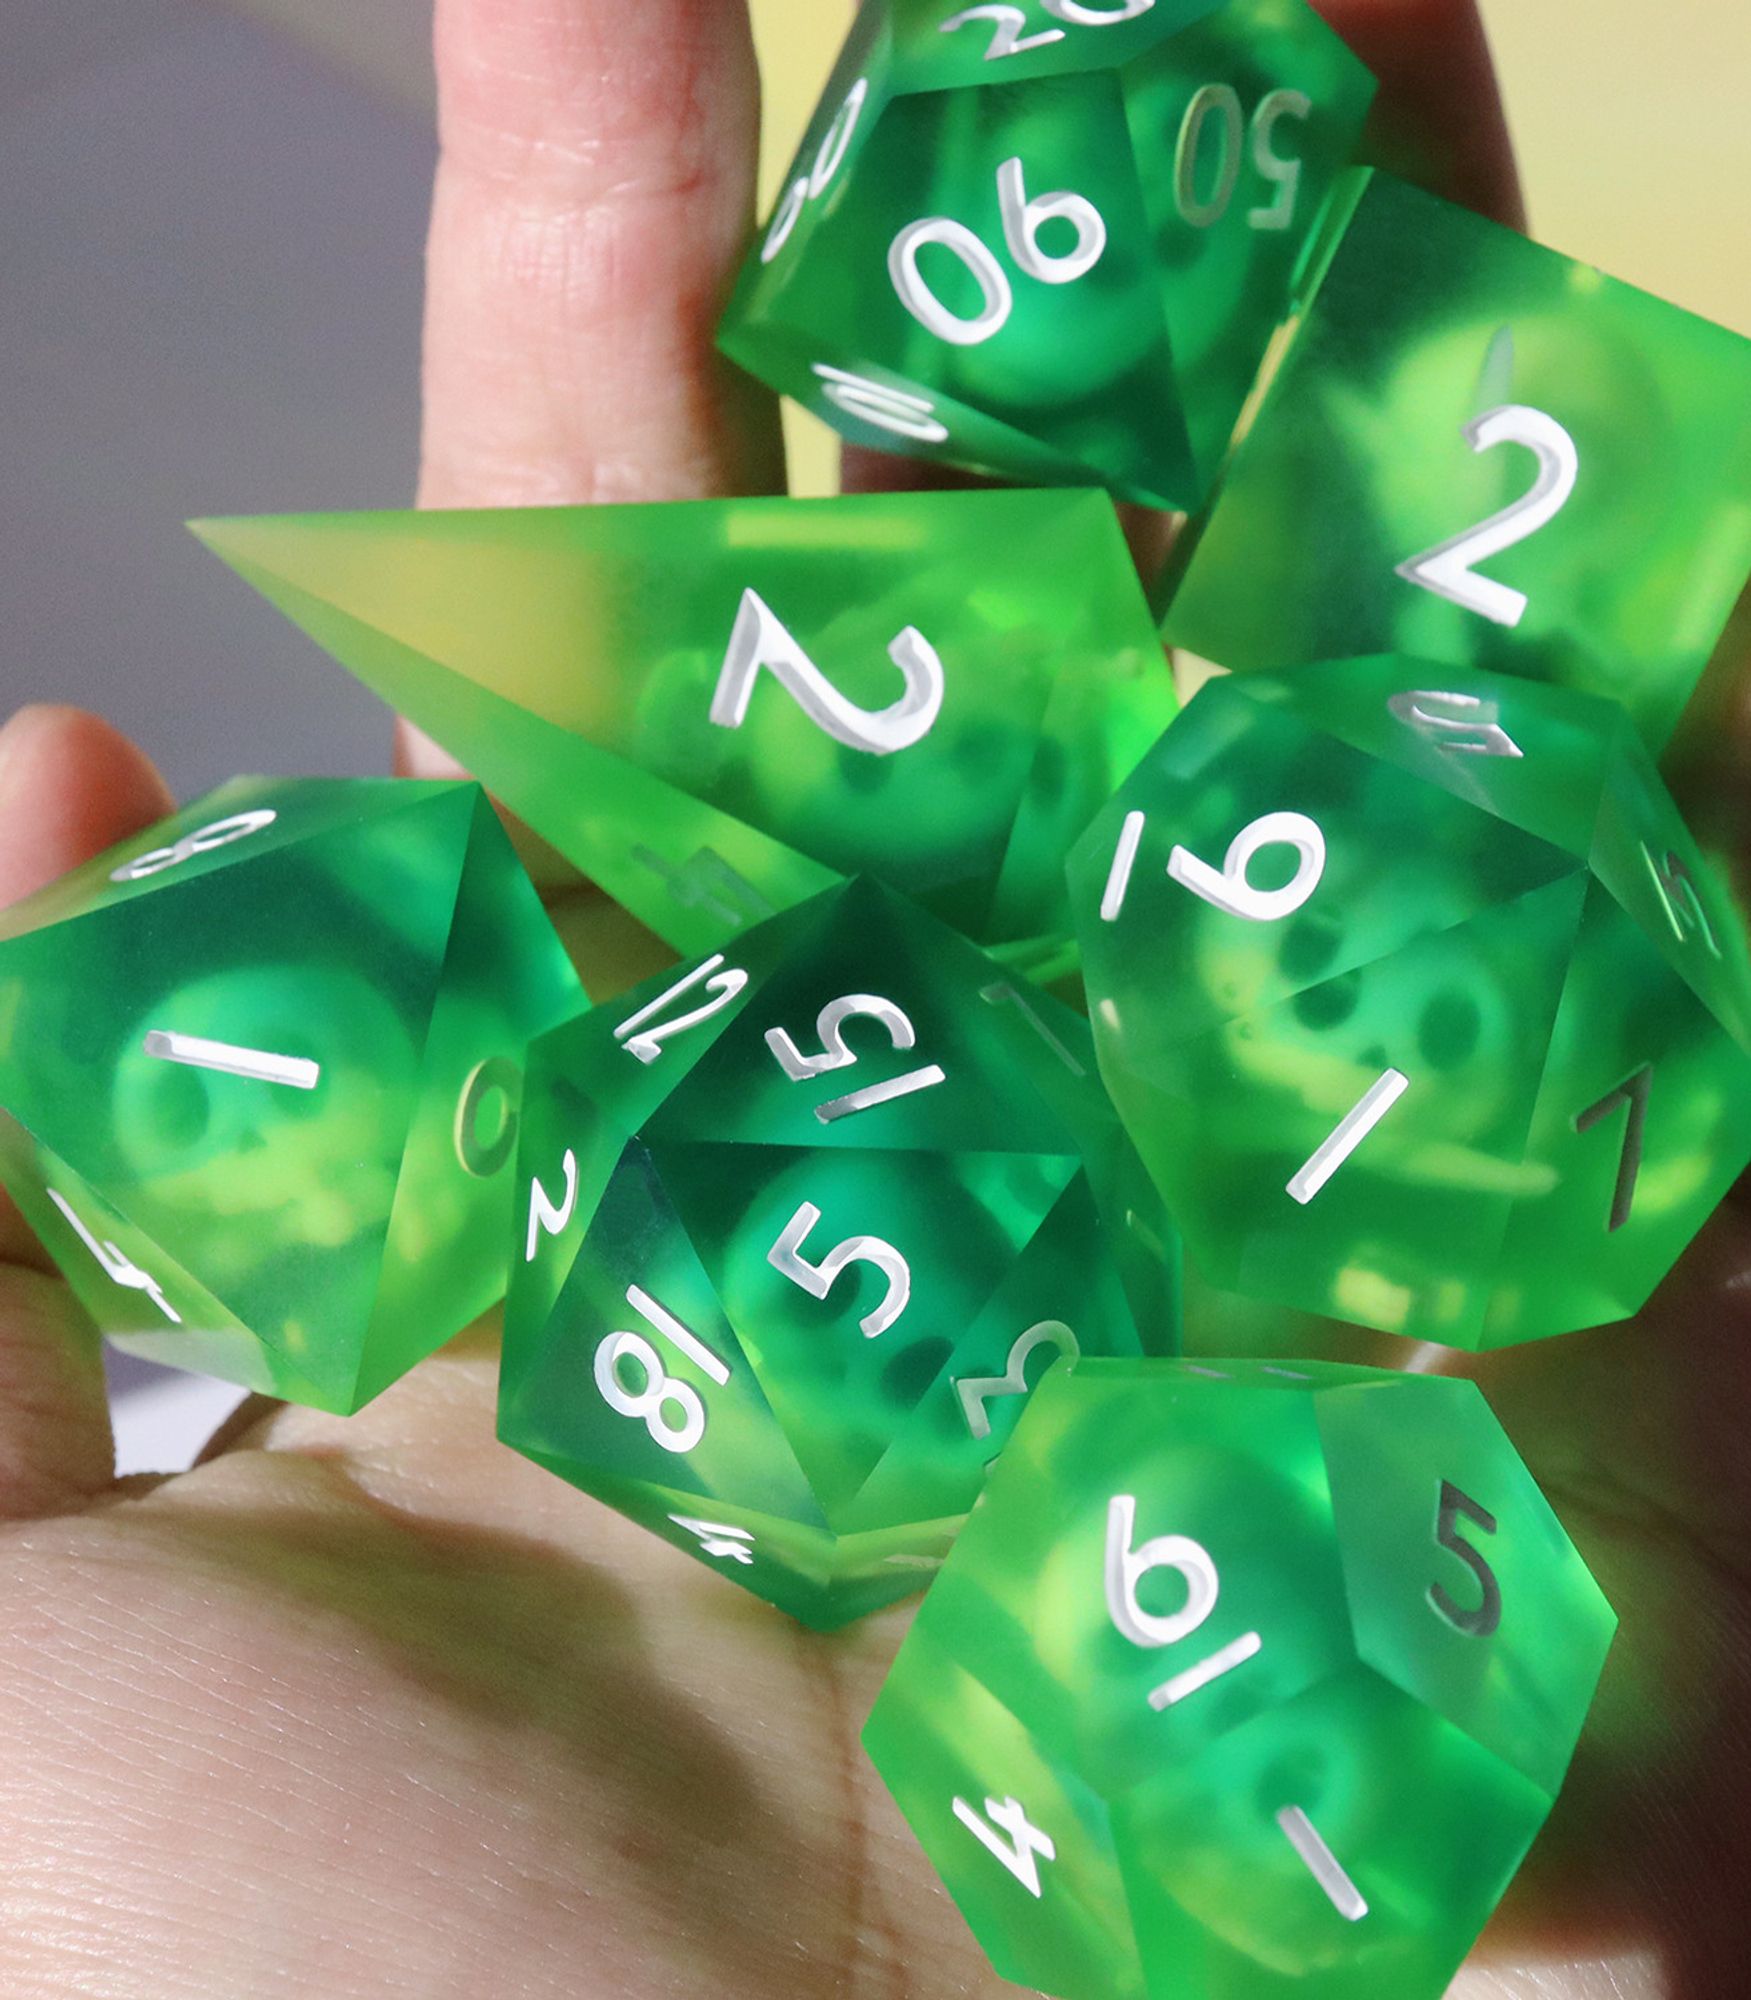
[0,3,1743,1996]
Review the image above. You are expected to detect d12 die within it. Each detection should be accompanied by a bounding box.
[717,0,1375,509]
[865,1357,1615,2000]
[1069,657,1751,1347]
[0,779,584,1412]
[194,491,1173,975]
[1161,169,1751,751]
[499,878,1179,1628]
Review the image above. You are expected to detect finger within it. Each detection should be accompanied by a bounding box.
[0,705,175,1518]
[1319,0,1524,229]
[419,0,785,512]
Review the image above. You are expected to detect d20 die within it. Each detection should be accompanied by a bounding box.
[0,778,584,1411]
[865,1357,1615,2000]
[1069,657,1751,1347]
[718,0,1375,508]
[499,878,1179,1628]
[194,490,1173,975]
[1161,168,1751,752]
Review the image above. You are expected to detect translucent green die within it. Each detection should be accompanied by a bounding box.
[865,1357,1616,2000]
[193,491,1173,977]
[0,779,584,1412]
[1162,169,1751,752]
[1068,658,1751,1347]
[717,0,1375,508]
[498,879,1179,1628]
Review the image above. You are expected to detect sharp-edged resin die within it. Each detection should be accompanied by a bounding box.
[0,779,584,1411]
[865,1357,1615,2000]
[499,878,1179,1627]
[1070,658,1751,1346]
[718,0,1375,508]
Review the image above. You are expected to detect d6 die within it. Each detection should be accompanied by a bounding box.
[718,0,1375,508]
[0,779,584,1411]
[1070,657,1751,1346]
[195,491,1173,975]
[499,879,1179,1628]
[865,1357,1615,2000]
[1162,169,1751,751]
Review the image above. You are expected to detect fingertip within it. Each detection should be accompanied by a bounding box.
[0,705,177,912]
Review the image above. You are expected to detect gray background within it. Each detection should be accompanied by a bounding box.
[0,0,437,795]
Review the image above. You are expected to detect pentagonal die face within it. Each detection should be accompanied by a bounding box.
[499,882,1180,1628]
[0,778,583,1412]
[196,490,1173,975]
[865,1359,1616,2000]
[719,0,1375,508]
[1071,660,1751,1346]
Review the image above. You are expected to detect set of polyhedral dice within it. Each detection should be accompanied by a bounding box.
[4,3,1750,1996]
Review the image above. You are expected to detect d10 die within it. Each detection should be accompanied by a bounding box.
[195,491,1173,975]
[1162,169,1751,751]
[717,0,1375,509]
[1069,657,1751,1347]
[0,779,584,1411]
[499,878,1179,1628]
[866,1357,1615,2000]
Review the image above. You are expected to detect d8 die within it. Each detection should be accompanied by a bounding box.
[499,879,1179,1628]
[196,491,1174,975]
[865,1357,1615,2000]
[717,0,1375,508]
[0,779,584,1411]
[1162,169,1751,751]
[1069,657,1751,1347]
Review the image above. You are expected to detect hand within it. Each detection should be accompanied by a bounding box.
[0,6,1737,1997]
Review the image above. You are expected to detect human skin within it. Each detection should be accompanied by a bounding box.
[0,2,1744,1994]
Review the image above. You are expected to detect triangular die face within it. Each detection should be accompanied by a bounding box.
[0,1106,362,1407]
[0,776,443,946]
[191,538,837,958]
[1074,676,1586,1075]
[363,793,586,1408]
[652,1138,1080,1521]
[648,881,1082,1156]
[1490,884,1751,1345]
[0,787,477,1365]
[501,1140,823,1525]
[1116,871,1589,1346]
[840,1168,1150,1535]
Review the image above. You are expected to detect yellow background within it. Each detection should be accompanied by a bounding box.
[748,0,1751,494]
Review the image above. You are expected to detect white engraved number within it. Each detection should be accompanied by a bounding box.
[940,0,1152,62]
[614,954,749,1065]
[1387,689,1524,759]
[111,808,278,883]
[1396,404,1580,628]
[1175,85,1312,231]
[1644,844,1722,959]
[769,1201,911,1337]
[811,364,950,444]
[953,1795,1056,1897]
[1168,811,1326,922]
[767,993,918,1079]
[1105,1494,1262,1710]
[670,1514,756,1565]
[890,159,1105,347]
[525,1149,579,1262]
[594,1286,731,1456]
[762,79,869,263]
[47,1189,182,1325]
[711,589,943,756]
[956,1319,1079,1441]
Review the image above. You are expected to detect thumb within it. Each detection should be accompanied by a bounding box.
[0,705,176,1518]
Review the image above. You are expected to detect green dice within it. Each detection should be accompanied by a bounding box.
[194,491,1173,975]
[0,779,584,1411]
[865,1356,1615,2000]
[1163,168,1751,752]
[1070,658,1751,1347]
[498,879,1179,1628]
[718,0,1375,507]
